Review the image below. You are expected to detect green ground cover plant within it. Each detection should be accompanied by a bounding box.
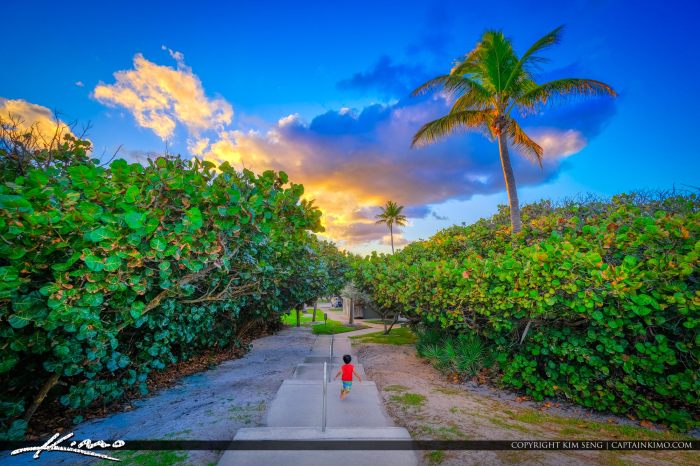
[311,319,365,335]
[281,312,315,326]
[352,193,699,430]
[351,326,417,345]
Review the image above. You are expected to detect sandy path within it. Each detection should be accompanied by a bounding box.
[2,326,317,466]
[357,343,699,466]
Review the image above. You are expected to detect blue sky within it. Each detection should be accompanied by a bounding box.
[2,0,699,253]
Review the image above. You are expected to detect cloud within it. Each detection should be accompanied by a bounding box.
[196,91,613,245]
[75,81,84,87]
[403,205,431,218]
[0,98,76,145]
[381,233,410,248]
[92,49,615,248]
[528,128,587,159]
[93,52,233,141]
[337,56,426,100]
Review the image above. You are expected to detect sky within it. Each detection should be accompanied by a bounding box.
[2,0,699,254]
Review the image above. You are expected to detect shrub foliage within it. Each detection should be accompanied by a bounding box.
[353,194,699,430]
[0,136,349,439]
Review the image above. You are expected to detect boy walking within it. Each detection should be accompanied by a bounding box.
[334,354,362,400]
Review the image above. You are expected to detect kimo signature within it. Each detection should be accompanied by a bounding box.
[11,432,126,462]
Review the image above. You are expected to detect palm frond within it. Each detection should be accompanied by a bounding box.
[411,74,452,96]
[516,78,616,112]
[506,119,543,167]
[449,79,492,113]
[394,214,408,227]
[504,25,564,92]
[412,73,483,100]
[478,30,518,93]
[376,201,407,227]
[411,110,491,148]
[449,47,482,76]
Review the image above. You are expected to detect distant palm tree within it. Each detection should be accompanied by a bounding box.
[375,201,407,253]
[411,26,615,233]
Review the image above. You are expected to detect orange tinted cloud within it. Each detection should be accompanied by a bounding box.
[93,52,232,141]
[92,55,612,249]
[0,98,76,145]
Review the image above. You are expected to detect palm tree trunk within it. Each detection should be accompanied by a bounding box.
[390,224,394,253]
[497,133,522,233]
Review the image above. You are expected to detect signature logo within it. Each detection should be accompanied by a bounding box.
[11,432,126,462]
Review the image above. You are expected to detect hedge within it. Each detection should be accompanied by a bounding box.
[0,150,348,439]
[353,194,699,430]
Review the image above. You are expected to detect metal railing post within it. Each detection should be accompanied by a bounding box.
[322,362,328,432]
[329,335,334,382]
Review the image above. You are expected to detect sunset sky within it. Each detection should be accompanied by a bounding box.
[2,0,699,254]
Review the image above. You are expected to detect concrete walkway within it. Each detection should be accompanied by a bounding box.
[217,325,418,466]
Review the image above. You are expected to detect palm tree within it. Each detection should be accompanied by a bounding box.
[411,26,615,233]
[375,201,407,253]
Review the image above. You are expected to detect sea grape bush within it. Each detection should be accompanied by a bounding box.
[353,194,699,430]
[0,147,348,439]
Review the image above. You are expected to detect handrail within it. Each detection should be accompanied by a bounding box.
[322,362,328,432]
[329,335,334,382]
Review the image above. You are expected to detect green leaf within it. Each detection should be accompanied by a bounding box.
[0,266,19,282]
[82,293,104,307]
[130,301,145,319]
[104,255,123,272]
[85,226,117,243]
[124,211,146,229]
[185,207,203,230]
[83,254,104,272]
[150,237,167,252]
[54,344,70,357]
[8,315,31,329]
[0,195,33,213]
[124,185,140,203]
[0,354,19,373]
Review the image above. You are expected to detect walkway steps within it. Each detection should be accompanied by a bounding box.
[217,325,418,466]
[218,427,414,466]
[293,362,366,380]
[265,380,386,427]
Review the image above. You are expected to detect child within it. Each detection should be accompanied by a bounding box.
[334,354,362,400]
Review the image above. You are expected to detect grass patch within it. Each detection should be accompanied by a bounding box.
[488,416,530,433]
[350,326,417,345]
[510,410,694,440]
[416,422,464,440]
[311,319,366,335]
[96,451,188,465]
[163,429,192,439]
[433,386,463,396]
[426,450,445,465]
[281,311,317,326]
[391,392,426,407]
[227,401,266,424]
[383,384,408,392]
